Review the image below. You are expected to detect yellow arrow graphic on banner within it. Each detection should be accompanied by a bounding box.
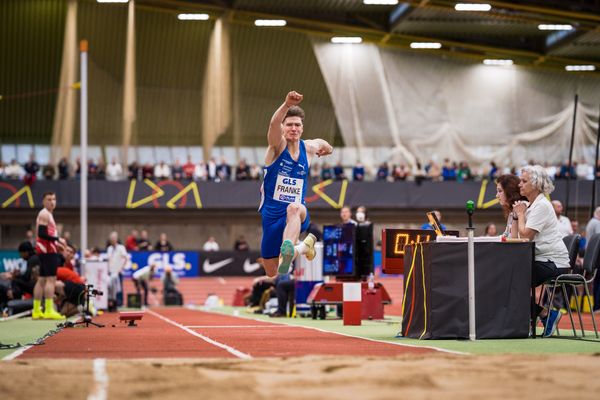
[312,179,348,209]
[166,182,203,209]
[477,179,499,209]
[1,185,34,208]
[126,179,165,209]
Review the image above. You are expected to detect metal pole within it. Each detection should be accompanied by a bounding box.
[565,94,578,218]
[591,104,600,219]
[467,226,476,341]
[466,200,476,341]
[80,40,88,269]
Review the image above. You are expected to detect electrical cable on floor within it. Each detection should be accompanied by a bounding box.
[0,323,66,350]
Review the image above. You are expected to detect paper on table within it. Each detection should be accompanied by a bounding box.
[435,236,503,243]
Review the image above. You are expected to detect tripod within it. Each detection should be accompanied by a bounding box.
[69,284,104,328]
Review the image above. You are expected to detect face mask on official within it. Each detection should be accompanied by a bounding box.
[356,212,365,223]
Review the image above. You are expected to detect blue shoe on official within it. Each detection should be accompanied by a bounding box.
[277,239,295,275]
[542,310,562,337]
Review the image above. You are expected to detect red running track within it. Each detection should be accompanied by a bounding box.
[20,307,435,359]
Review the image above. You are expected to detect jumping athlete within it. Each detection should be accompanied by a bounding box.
[32,192,67,320]
[259,91,334,277]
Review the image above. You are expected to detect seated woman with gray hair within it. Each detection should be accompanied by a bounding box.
[511,165,570,337]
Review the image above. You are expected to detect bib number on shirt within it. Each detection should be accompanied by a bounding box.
[273,175,303,204]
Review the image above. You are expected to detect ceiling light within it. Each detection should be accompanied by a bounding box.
[331,37,363,44]
[455,3,492,11]
[538,24,573,31]
[97,0,128,3]
[178,13,209,21]
[483,59,513,66]
[254,19,287,27]
[565,65,596,72]
[363,0,399,5]
[410,42,442,49]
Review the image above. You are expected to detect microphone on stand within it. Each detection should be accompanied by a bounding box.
[466,200,475,229]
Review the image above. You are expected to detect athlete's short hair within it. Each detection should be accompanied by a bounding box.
[42,191,55,199]
[284,106,305,123]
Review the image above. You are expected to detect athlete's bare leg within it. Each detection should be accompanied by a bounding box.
[282,204,306,258]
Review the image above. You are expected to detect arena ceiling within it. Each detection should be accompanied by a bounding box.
[139,0,600,71]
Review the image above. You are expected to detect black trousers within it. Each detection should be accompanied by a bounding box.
[133,279,149,306]
[276,280,295,315]
[532,260,562,316]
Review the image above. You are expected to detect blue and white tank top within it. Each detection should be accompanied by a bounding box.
[259,140,309,217]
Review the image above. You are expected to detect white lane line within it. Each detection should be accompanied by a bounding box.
[146,309,252,359]
[185,325,289,328]
[87,358,109,400]
[2,345,33,361]
[201,309,467,356]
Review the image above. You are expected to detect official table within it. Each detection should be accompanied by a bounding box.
[402,241,534,339]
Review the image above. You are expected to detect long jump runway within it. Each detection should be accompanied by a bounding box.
[19,307,435,359]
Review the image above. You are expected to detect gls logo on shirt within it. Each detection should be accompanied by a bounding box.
[273,174,303,204]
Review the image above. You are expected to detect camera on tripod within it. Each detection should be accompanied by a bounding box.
[86,284,103,297]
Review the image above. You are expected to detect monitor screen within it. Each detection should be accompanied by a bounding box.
[323,224,355,276]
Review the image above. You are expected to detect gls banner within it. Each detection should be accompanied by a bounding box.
[199,251,264,276]
[126,251,199,278]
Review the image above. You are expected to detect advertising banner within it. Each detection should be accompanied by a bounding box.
[198,251,264,276]
[0,250,24,273]
[126,251,199,278]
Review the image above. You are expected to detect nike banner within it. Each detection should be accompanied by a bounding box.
[199,251,264,276]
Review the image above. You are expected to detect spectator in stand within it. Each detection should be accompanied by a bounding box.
[413,161,427,185]
[155,233,173,252]
[87,158,98,179]
[73,157,81,179]
[207,157,217,181]
[58,157,70,179]
[310,162,321,181]
[234,235,250,251]
[154,161,171,180]
[24,154,40,185]
[457,161,472,182]
[95,158,106,180]
[171,158,183,181]
[107,231,128,309]
[106,157,123,181]
[142,162,154,180]
[333,161,346,181]
[376,162,389,181]
[59,241,77,271]
[194,161,208,181]
[132,263,156,306]
[393,163,410,181]
[125,229,139,251]
[5,159,25,180]
[235,159,251,181]
[576,159,593,180]
[25,229,35,245]
[442,159,457,181]
[556,160,576,179]
[217,157,231,182]
[137,230,153,251]
[353,161,365,181]
[586,207,600,313]
[128,161,140,180]
[249,164,261,180]
[484,223,497,236]
[0,161,6,179]
[42,163,55,180]
[182,156,196,180]
[321,162,334,181]
[203,236,220,252]
[424,160,440,181]
[488,161,499,180]
[552,200,573,237]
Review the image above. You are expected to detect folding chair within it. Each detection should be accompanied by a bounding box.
[543,233,599,338]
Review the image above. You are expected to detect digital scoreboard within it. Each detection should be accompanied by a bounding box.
[381,229,459,274]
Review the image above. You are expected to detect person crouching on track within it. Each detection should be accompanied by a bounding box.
[132,263,156,306]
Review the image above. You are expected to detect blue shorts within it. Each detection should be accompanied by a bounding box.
[261,211,310,259]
